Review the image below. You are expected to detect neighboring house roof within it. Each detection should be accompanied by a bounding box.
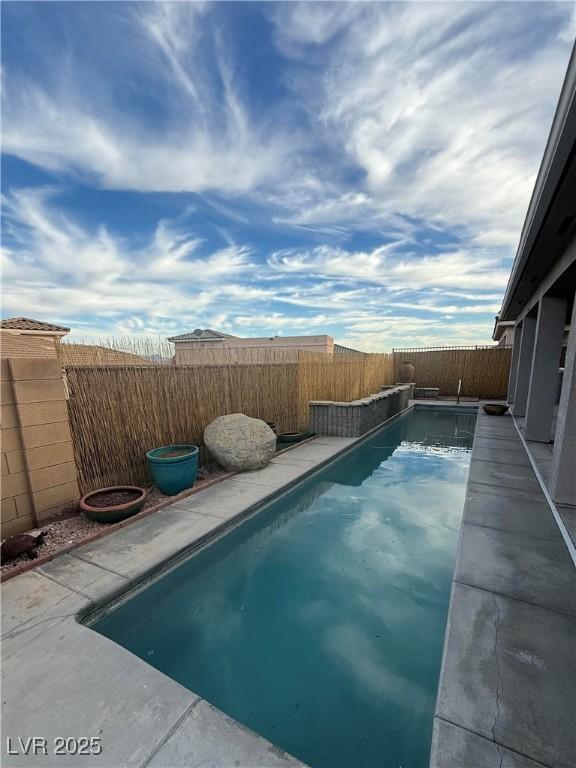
[167,328,238,342]
[0,317,70,333]
[334,343,364,354]
[60,344,154,367]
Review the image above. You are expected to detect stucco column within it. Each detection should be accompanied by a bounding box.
[507,323,522,403]
[512,315,537,417]
[524,297,566,442]
[550,296,576,506]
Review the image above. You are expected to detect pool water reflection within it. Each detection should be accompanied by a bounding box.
[94,407,476,768]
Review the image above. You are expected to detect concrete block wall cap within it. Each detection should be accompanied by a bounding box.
[333,402,351,407]
[309,400,334,406]
[8,358,63,381]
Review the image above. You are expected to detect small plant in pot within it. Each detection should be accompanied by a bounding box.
[146,444,199,496]
[80,486,147,524]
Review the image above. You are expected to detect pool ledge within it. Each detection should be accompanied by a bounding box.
[2,420,407,768]
[431,408,576,768]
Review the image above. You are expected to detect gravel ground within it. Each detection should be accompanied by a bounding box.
[0,516,108,575]
[1,464,229,577]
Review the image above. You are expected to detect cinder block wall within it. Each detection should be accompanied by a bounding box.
[309,384,413,437]
[1,358,79,536]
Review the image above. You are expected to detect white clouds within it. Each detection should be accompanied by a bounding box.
[1,85,286,193]
[2,1,573,249]
[270,2,574,248]
[269,242,510,291]
[270,2,359,50]
[1,186,503,348]
[337,316,499,353]
[3,1,571,242]
[2,3,291,194]
[1,188,258,331]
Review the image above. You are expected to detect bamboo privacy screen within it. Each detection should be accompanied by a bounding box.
[392,346,512,397]
[65,344,395,493]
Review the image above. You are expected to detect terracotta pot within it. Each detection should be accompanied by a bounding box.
[398,361,415,383]
[80,486,147,524]
[482,403,509,416]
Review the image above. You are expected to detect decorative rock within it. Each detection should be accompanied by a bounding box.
[204,414,276,472]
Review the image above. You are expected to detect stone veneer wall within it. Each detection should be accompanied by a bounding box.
[309,384,414,437]
[1,358,79,537]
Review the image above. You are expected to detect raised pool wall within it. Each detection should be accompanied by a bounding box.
[309,383,414,437]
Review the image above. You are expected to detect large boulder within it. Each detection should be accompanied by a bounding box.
[204,413,276,472]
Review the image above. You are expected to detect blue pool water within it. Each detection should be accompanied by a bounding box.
[94,407,476,768]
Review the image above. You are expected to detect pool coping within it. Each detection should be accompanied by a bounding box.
[2,403,427,768]
[430,407,576,768]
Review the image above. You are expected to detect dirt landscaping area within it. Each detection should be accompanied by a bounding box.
[0,465,230,579]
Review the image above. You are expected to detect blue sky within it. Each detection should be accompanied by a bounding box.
[1,1,575,350]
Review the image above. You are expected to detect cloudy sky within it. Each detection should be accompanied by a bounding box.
[2,2,574,350]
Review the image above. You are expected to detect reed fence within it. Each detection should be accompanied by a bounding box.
[392,345,511,397]
[64,342,394,493]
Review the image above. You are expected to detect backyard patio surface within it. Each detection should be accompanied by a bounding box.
[513,410,576,552]
[431,407,576,768]
[1,404,574,767]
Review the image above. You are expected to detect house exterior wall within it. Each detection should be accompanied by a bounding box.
[0,331,60,358]
[173,335,334,364]
[1,358,79,537]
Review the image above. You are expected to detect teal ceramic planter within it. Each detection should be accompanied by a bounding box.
[146,444,199,496]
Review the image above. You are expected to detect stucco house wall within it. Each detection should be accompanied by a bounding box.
[173,335,334,364]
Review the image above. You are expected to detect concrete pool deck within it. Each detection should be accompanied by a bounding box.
[2,403,574,767]
[431,406,576,768]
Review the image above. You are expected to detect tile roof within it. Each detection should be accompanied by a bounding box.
[1,317,70,333]
[59,344,154,367]
[167,328,238,342]
[334,343,364,355]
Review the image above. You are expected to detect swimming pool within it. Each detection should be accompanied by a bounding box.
[94,406,477,768]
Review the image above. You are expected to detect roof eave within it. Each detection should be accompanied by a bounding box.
[0,329,69,337]
[167,336,225,343]
[500,43,576,321]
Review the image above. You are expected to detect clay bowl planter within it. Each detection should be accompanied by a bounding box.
[482,403,509,416]
[146,444,199,495]
[80,486,147,524]
[277,431,314,444]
